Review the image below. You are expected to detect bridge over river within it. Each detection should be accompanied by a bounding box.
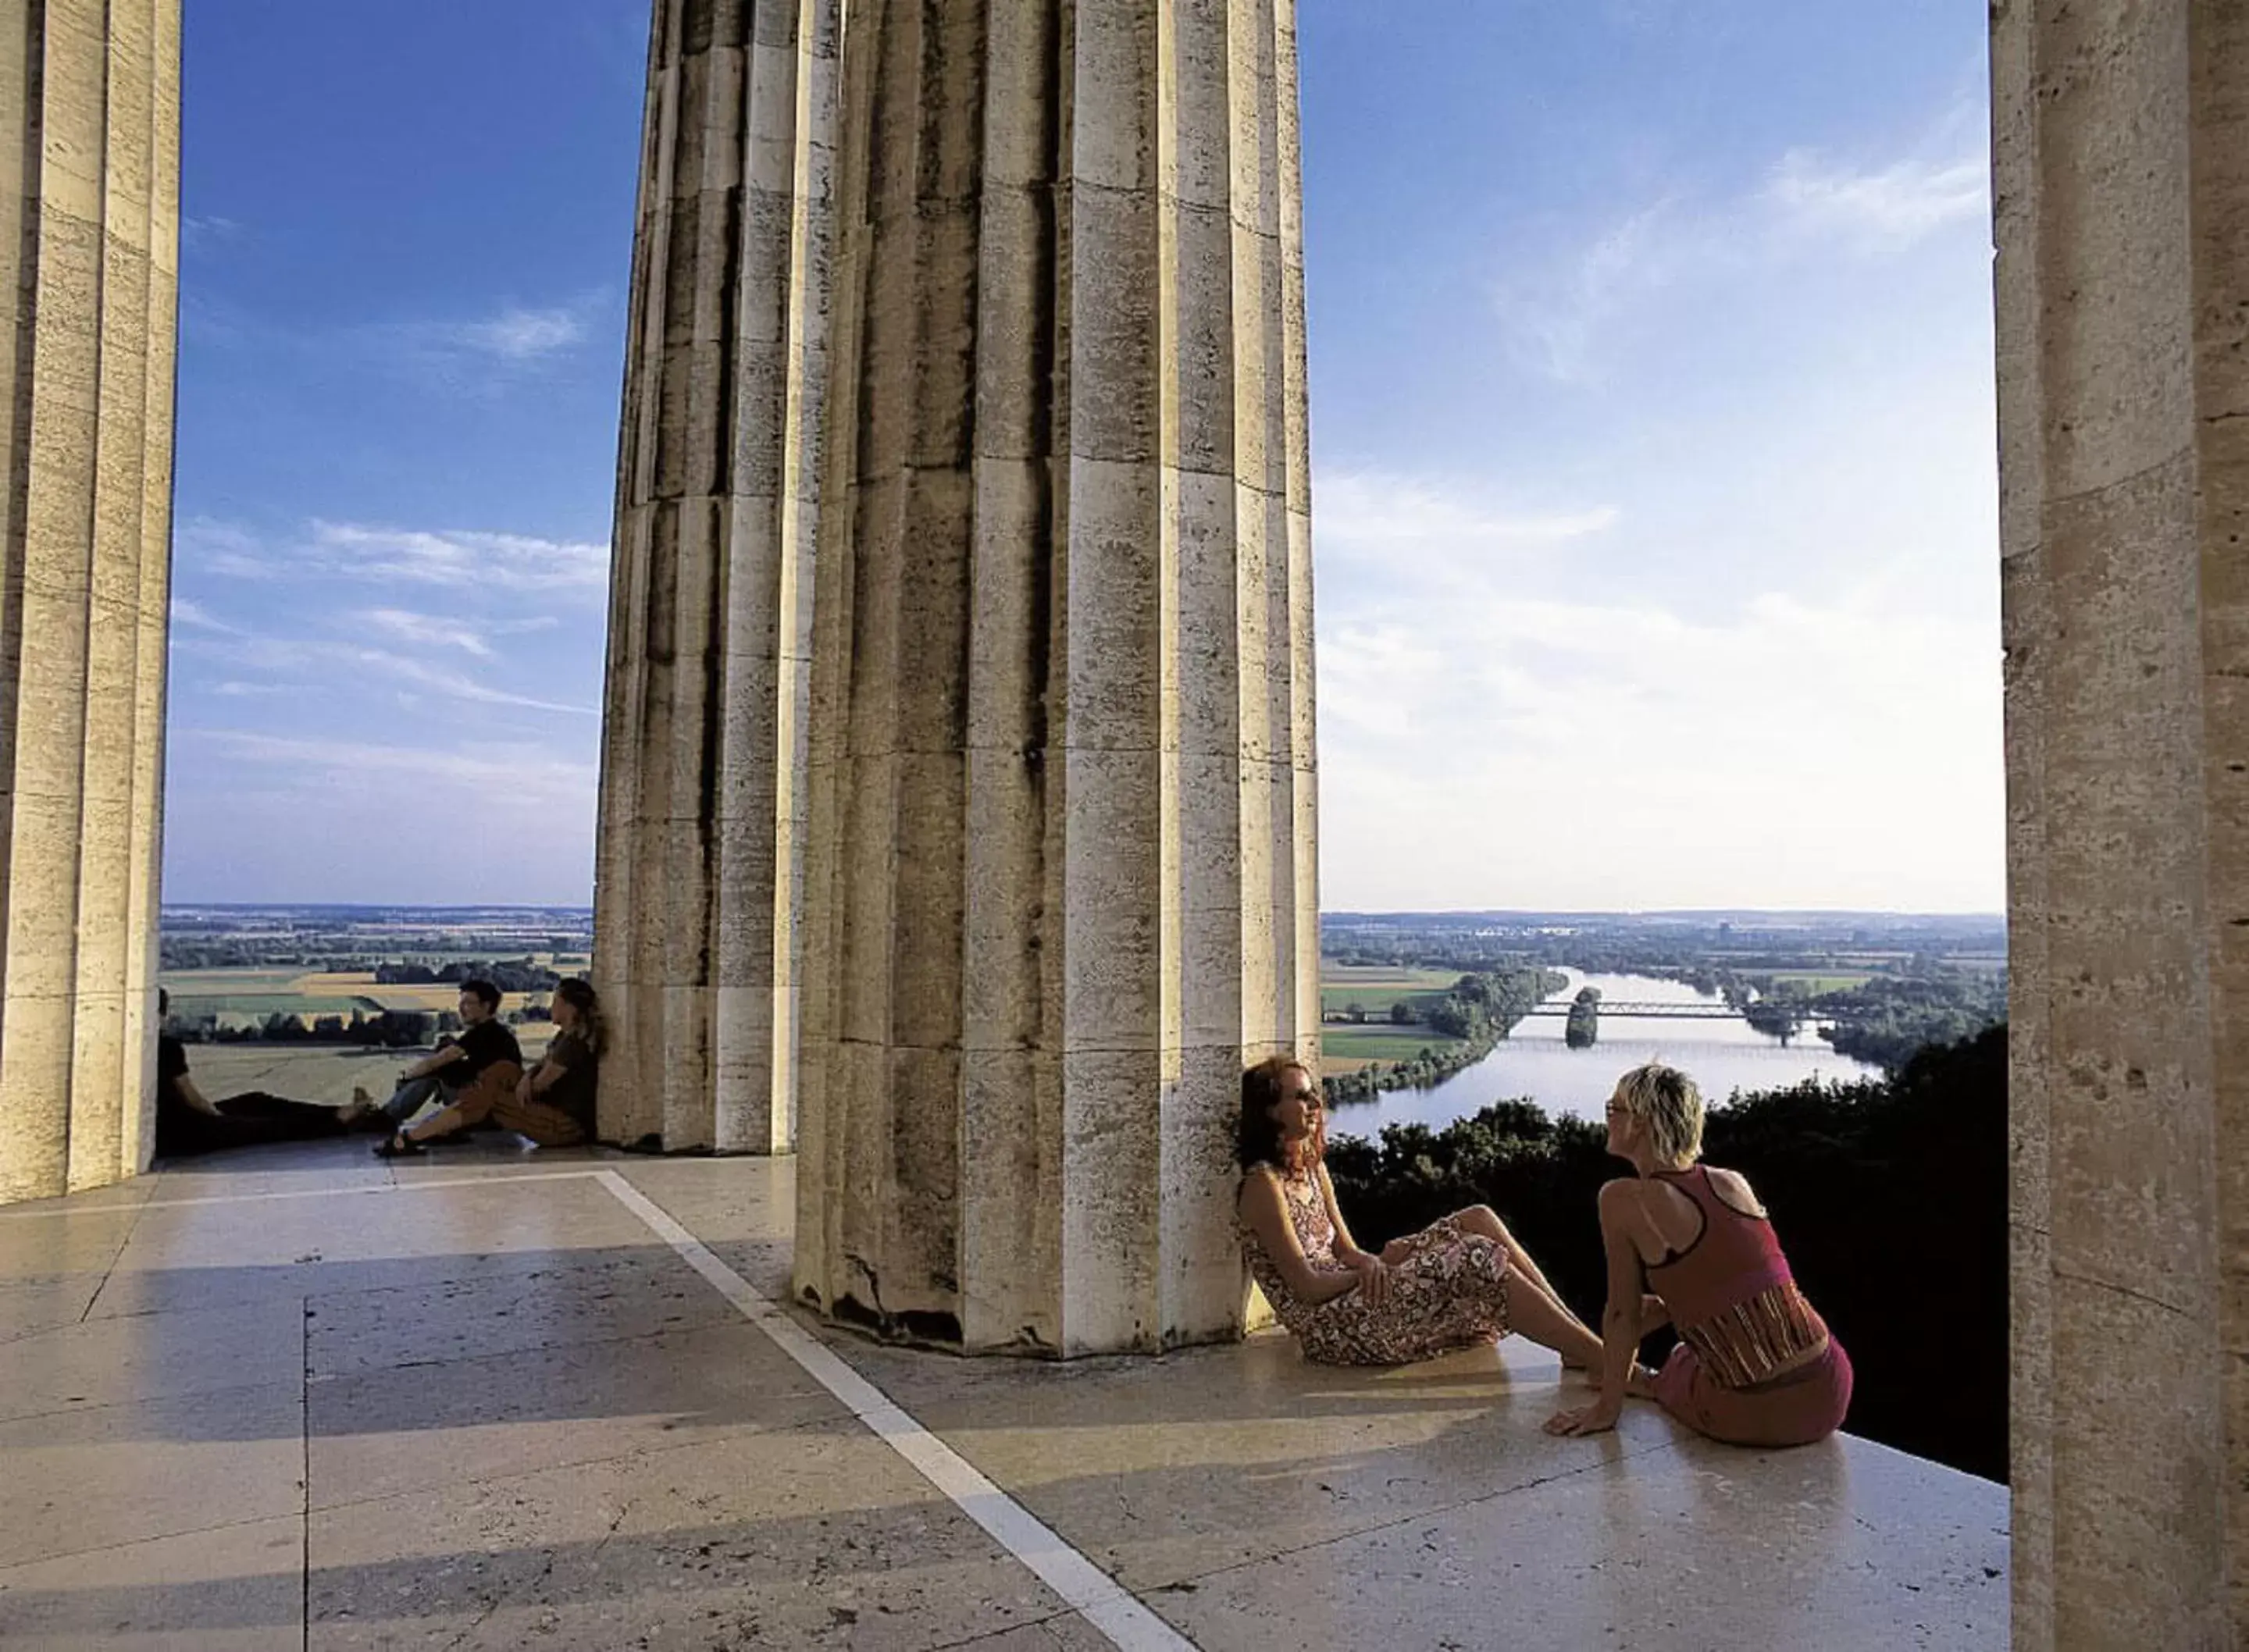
[1520,999,1750,1020]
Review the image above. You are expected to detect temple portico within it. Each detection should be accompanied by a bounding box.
[1,0,2246,1642]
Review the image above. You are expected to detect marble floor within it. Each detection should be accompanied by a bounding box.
[0,1138,2008,1650]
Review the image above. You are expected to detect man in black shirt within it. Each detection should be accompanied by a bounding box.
[368,980,523,1129]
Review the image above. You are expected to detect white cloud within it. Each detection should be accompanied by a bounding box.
[1317,473,1620,561]
[1490,119,1989,385]
[1313,472,2004,912]
[184,518,609,597]
[180,215,243,250]
[308,521,608,593]
[421,304,589,364]
[363,298,602,385]
[169,597,243,635]
[1765,151,1987,248]
[172,625,596,717]
[182,728,596,806]
[174,517,275,577]
[355,607,495,657]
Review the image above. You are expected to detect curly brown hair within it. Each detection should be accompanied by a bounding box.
[1238,1054,1324,1177]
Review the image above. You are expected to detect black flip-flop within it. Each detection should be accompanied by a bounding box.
[373,1131,426,1159]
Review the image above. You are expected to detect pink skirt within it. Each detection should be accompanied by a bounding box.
[1655,1337,1852,1448]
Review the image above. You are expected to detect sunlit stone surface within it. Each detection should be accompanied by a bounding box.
[597,0,1321,1353]
[1992,2,2249,1645]
[595,0,841,1155]
[785,0,1321,1355]
[0,1,180,1204]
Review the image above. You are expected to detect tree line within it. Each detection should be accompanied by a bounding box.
[1324,968,1566,1105]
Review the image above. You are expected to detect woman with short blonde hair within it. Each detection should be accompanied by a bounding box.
[1548,1062,1853,1447]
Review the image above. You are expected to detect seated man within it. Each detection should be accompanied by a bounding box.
[376,977,604,1156]
[364,979,522,1134]
[155,989,380,1157]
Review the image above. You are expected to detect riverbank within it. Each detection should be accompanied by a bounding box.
[1323,967,1884,1135]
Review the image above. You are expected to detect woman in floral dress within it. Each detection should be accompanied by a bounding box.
[1237,1055,1610,1369]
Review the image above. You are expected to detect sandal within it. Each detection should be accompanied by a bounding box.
[373,1130,426,1159]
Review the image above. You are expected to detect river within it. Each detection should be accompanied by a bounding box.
[1324,969,1884,1140]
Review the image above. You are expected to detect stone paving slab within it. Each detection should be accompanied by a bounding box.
[0,1515,304,1650]
[306,1418,1078,1650]
[305,1318,839,1511]
[0,1380,304,1569]
[0,1145,2012,1650]
[303,1246,740,1377]
[1152,1431,2008,1651]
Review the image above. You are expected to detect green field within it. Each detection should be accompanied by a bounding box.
[1320,986,1452,1017]
[1319,1025,1466,1066]
[1317,963,1460,1020]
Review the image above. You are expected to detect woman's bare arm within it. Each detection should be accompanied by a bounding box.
[1314,1165,1372,1263]
[1546,1180,1651,1436]
[1239,1171,1360,1305]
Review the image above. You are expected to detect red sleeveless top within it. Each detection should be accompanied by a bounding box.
[1645,1166,1830,1390]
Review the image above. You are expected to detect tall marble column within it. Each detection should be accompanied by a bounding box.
[595,0,839,1155]
[0,1,180,1205]
[1993,2,2249,1643]
[788,0,1321,1355]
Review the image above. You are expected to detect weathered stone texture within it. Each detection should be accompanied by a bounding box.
[0,1,180,1205]
[597,0,1319,1352]
[1994,2,2249,1643]
[595,0,840,1155]
[786,0,1319,1356]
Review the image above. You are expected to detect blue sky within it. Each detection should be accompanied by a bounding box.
[168,1,2002,912]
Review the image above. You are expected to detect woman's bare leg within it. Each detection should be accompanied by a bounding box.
[1454,1205,1566,1303]
[1505,1277,1605,1372]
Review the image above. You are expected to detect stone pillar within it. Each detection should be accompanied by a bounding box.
[1994,2,2248,1643]
[594,0,839,1154]
[0,1,180,1206]
[788,0,1320,1355]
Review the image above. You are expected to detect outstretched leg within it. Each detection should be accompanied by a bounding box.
[1505,1276,1604,1372]
[1452,1205,1566,1303]
[400,1063,523,1147]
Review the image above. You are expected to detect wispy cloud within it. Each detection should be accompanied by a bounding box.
[357,296,605,388]
[169,597,244,635]
[1765,151,1987,247]
[1312,471,2003,910]
[409,304,590,365]
[184,728,595,796]
[355,607,495,657]
[1319,472,1620,563]
[184,518,609,596]
[310,522,608,593]
[181,214,244,251]
[174,517,275,577]
[1490,114,1989,385]
[172,625,596,717]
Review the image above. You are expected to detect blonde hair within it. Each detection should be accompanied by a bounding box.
[1613,1062,1704,1168]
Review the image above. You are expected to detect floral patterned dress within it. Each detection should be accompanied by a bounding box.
[1240,1163,1513,1365]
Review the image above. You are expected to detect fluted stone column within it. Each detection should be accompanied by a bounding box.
[595,0,839,1154]
[0,2,180,1206]
[788,0,1320,1355]
[1994,2,2249,1643]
